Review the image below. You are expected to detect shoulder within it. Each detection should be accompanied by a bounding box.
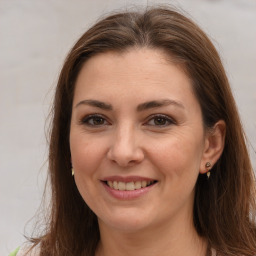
[10,243,40,256]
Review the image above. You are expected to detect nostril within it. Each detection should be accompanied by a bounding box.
[107,141,144,167]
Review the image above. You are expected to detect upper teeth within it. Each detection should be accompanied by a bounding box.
[107,180,154,191]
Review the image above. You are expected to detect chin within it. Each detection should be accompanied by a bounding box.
[111,222,149,233]
[99,213,153,233]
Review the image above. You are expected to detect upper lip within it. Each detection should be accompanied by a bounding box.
[101,176,157,183]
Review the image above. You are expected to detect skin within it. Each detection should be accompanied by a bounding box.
[69,48,226,256]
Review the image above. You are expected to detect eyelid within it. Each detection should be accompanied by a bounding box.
[79,114,110,126]
[144,114,176,126]
[78,113,176,128]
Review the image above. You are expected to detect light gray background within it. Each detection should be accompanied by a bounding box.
[1,0,255,254]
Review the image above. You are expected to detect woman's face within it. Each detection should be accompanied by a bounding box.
[70,48,208,233]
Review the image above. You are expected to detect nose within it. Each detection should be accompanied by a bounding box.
[107,125,144,167]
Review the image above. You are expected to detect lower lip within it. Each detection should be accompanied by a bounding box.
[102,182,156,200]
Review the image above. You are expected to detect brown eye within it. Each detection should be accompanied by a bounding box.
[154,117,168,125]
[81,115,109,126]
[91,116,105,125]
[146,115,175,127]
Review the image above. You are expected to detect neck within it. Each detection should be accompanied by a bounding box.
[96,214,207,256]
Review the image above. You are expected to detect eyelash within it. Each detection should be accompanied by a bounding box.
[80,114,176,128]
[80,114,109,127]
[145,114,176,127]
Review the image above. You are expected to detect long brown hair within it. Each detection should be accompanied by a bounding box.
[31,6,256,256]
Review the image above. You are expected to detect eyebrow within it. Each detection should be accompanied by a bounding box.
[75,99,112,110]
[75,99,184,111]
[137,99,184,111]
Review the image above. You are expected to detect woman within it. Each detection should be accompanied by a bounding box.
[11,6,256,256]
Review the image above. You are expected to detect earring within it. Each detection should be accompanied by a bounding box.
[205,162,211,179]
[71,168,74,176]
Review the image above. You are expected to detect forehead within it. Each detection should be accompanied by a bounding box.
[73,48,197,109]
[80,48,171,79]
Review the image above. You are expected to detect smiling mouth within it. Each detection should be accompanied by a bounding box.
[103,180,158,191]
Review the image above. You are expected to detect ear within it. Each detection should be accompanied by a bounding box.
[199,120,226,174]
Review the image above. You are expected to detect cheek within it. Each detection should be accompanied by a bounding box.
[70,133,105,175]
[149,136,203,209]
[70,134,105,206]
[148,133,204,179]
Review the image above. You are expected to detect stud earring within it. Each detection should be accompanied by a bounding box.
[205,162,211,179]
[71,168,74,176]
